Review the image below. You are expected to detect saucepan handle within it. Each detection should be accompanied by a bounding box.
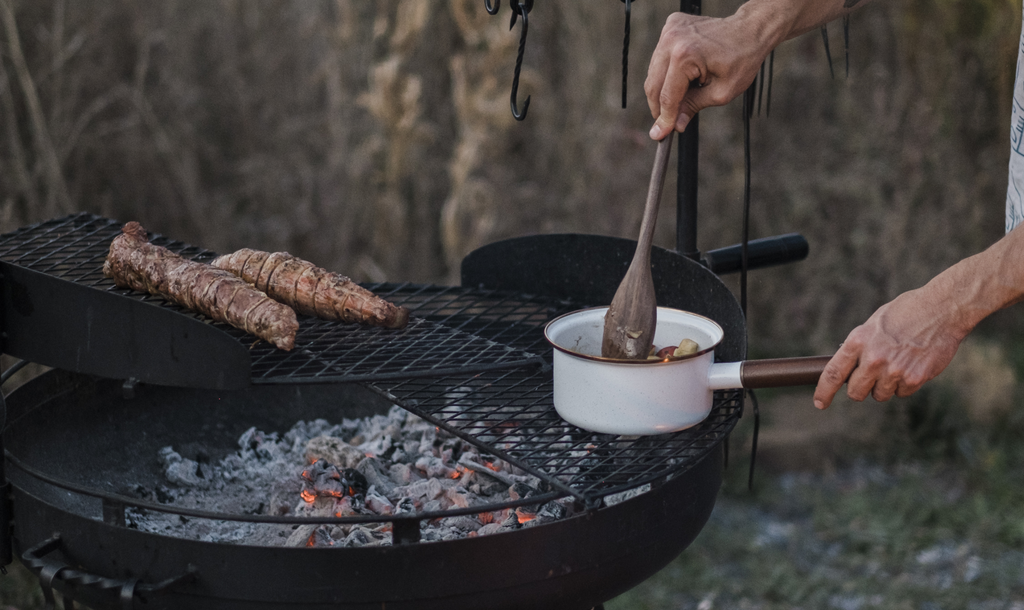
[740,355,833,389]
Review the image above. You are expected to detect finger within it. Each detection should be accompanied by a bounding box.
[650,56,698,140]
[871,375,899,402]
[894,380,923,398]
[845,361,879,402]
[813,348,858,410]
[645,48,671,121]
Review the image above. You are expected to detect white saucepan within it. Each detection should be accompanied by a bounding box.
[544,307,830,435]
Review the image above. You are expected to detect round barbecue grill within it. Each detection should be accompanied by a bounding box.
[0,213,777,609]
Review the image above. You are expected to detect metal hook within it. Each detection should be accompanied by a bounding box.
[821,24,835,79]
[621,0,632,109]
[509,0,532,120]
[843,15,850,77]
[484,0,499,15]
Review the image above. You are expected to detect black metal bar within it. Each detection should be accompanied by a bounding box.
[702,233,809,275]
[747,389,760,491]
[676,0,701,259]
[621,0,632,108]
[843,15,850,77]
[392,518,421,545]
[741,82,754,316]
[21,535,195,607]
[0,359,27,385]
[3,450,563,526]
[102,499,126,527]
[821,25,835,79]
[0,388,9,571]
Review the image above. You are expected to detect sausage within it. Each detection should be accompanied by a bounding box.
[103,222,299,350]
[211,248,409,329]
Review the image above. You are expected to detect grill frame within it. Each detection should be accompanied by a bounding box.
[0,214,745,515]
[0,215,753,610]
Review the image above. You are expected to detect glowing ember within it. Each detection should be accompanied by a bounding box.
[135,405,580,548]
[516,508,537,524]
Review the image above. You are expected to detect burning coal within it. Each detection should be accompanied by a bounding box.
[126,405,575,547]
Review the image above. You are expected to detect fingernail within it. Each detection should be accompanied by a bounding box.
[649,124,662,140]
[813,399,825,410]
[676,113,691,132]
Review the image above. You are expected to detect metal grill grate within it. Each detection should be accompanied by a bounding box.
[0,214,546,382]
[0,214,743,505]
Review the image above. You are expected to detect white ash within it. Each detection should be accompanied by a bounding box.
[603,483,652,507]
[125,405,576,547]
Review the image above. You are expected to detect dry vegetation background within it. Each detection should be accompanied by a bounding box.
[2,0,1023,446]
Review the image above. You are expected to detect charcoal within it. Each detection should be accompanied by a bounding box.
[309,526,334,547]
[444,516,483,533]
[342,526,375,547]
[357,457,396,497]
[537,500,568,521]
[158,447,210,489]
[365,489,395,515]
[415,456,457,479]
[341,468,369,496]
[508,482,537,501]
[305,435,364,469]
[131,402,578,547]
[388,462,420,484]
[394,497,416,515]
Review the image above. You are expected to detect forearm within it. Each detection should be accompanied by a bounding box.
[731,0,876,54]
[646,0,878,138]
[926,225,1024,338]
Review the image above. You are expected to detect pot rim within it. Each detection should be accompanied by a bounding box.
[543,306,722,365]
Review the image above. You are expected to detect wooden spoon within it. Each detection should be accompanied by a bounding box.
[602,132,675,359]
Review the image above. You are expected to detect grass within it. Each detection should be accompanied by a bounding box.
[0,562,43,610]
[608,442,1024,610]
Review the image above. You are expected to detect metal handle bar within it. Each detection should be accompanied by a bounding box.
[21,534,195,610]
[702,233,809,275]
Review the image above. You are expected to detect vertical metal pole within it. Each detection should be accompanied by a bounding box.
[0,269,11,571]
[676,0,701,260]
[0,391,10,571]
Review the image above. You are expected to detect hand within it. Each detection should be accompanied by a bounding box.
[644,12,774,140]
[812,287,968,410]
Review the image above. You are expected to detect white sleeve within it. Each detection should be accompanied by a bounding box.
[1006,5,1024,233]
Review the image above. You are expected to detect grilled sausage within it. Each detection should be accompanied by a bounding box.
[211,248,409,329]
[103,222,299,350]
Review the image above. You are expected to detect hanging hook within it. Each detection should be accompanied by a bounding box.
[509,0,533,120]
[821,24,835,79]
[621,0,633,109]
[843,15,850,77]
[484,0,499,15]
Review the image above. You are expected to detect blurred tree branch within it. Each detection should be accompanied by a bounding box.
[0,0,70,218]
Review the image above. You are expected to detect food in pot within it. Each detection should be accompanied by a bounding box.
[103,221,299,350]
[655,346,676,359]
[674,338,699,357]
[650,338,700,360]
[211,248,409,329]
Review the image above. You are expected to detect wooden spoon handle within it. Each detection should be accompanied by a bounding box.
[635,132,675,257]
